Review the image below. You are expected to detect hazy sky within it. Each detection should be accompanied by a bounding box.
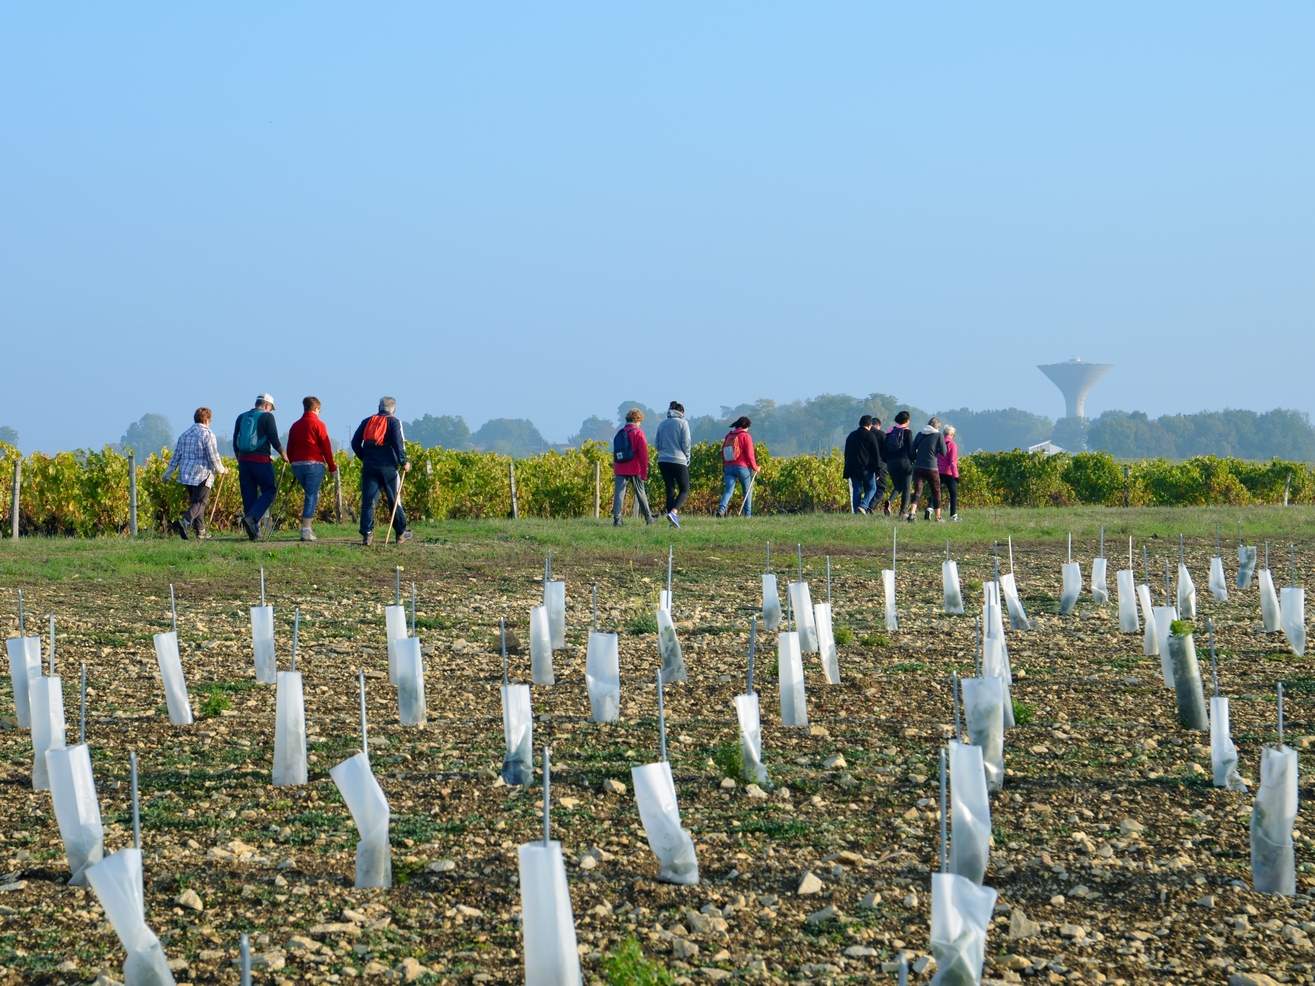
[3,4,1313,452]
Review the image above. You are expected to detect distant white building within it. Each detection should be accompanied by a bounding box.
[1028,440,1066,456]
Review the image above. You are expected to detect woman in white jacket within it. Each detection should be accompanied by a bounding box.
[654,401,692,528]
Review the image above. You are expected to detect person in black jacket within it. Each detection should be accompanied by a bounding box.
[842,416,885,514]
[351,396,411,545]
[878,411,915,516]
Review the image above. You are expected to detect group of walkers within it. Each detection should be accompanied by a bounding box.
[165,394,413,545]
[842,411,959,521]
[166,395,958,540]
[610,402,760,527]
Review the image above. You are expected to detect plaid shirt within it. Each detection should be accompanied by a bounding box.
[166,424,226,488]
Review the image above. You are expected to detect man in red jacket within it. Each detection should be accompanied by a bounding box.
[612,408,654,526]
[286,396,339,541]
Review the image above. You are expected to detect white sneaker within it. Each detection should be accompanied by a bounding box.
[300,528,317,541]
[950,514,961,522]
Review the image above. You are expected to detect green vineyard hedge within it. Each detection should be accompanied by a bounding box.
[0,440,1310,536]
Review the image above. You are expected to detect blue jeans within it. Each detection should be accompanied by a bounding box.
[718,466,754,516]
[852,470,879,512]
[361,466,406,537]
[238,460,278,521]
[291,462,327,520]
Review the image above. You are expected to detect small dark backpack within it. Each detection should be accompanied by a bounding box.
[885,428,908,459]
[613,427,635,463]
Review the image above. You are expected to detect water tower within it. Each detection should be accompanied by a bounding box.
[1037,359,1112,420]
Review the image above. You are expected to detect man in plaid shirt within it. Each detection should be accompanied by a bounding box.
[165,407,228,540]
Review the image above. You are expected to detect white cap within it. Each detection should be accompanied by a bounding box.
[256,393,276,409]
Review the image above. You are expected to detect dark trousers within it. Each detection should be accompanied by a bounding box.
[885,467,912,513]
[911,467,941,511]
[361,466,406,537]
[182,484,210,531]
[658,462,690,513]
[940,475,959,516]
[238,461,278,521]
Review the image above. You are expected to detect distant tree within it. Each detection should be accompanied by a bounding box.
[1050,417,1090,452]
[935,407,1053,454]
[120,414,174,459]
[405,414,471,449]
[688,415,726,444]
[0,426,17,447]
[568,415,615,446]
[471,418,549,458]
[1086,408,1315,460]
[616,401,660,443]
[1086,411,1176,458]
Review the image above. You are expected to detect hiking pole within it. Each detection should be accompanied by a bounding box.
[262,460,289,539]
[384,471,406,545]
[738,473,756,516]
[207,469,227,528]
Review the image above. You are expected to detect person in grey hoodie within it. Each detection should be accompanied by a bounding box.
[654,401,692,528]
[908,416,949,522]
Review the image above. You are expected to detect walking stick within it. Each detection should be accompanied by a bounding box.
[384,471,406,545]
[266,460,289,539]
[207,469,227,527]
[738,473,757,516]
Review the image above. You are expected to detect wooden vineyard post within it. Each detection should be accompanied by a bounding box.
[594,461,600,519]
[1285,471,1293,507]
[509,462,519,519]
[335,470,344,525]
[1123,465,1131,508]
[128,450,138,537]
[9,458,19,539]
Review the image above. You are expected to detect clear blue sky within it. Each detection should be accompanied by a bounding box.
[2,4,1313,452]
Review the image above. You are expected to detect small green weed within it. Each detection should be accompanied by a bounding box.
[861,632,888,648]
[888,661,926,673]
[602,938,674,986]
[1012,700,1036,726]
[393,858,424,885]
[196,687,231,718]
[711,740,744,780]
[1169,619,1194,636]
[629,612,659,636]
[833,624,855,646]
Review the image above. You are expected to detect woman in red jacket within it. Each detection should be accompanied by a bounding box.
[716,417,759,517]
[612,409,654,526]
[286,396,339,540]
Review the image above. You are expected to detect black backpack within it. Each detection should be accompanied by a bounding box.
[613,427,635,463]
[885,427,909,460]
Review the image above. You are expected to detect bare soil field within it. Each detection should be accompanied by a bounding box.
[1,512,1313,986]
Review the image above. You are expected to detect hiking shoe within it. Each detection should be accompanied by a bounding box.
[715,509,727,518]
[300,528,317,541]
[950,514,961,522]
[613,518,624,527]
[667,511,681,529]
[173,518,189,540]
[397,530,413,543]
[240,515,259,540]
[362,532,374,546]
[925,507,933,520]
[196,529,212,540]
[856,506,868,515]
[882,502,892,516]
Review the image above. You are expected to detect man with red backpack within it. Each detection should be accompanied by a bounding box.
[351,396,411,545]
[611,408,654,526]
[716,416,758,517]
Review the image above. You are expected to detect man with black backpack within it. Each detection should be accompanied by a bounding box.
[351,396,411,545]
[611,408,654,526]
[233,393,286,541]
[879,410,915,518]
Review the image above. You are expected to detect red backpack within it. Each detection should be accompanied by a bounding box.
[361,415,390,446]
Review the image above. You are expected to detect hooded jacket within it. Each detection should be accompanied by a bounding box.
[654,410,692,465]
[911,424,948,471]
[842,427,883,479]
